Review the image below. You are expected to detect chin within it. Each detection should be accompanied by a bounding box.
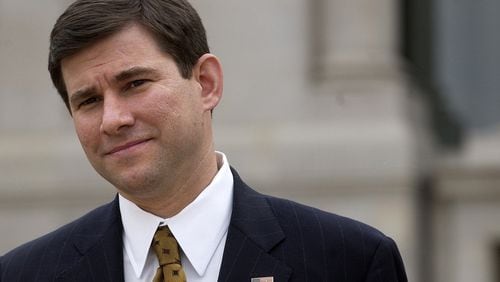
[113,180,156,199]
[108,170,161,195]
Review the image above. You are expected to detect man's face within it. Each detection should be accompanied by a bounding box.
[61,24,215,199]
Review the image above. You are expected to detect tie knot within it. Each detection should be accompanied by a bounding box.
[152,226,182,266]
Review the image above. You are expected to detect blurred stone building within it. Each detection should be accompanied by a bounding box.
[0,0,498,281]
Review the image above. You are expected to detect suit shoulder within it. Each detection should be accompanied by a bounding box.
[1,199,118,268]
[228,169,407,280]
[264,195,407,280]
[265,195,390,247]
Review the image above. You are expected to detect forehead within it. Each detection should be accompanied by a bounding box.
[61,24,167,89]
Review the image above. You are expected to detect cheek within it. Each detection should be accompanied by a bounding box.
[141,83,202,135]
[74,118,98,151]
[143,92,181,123]
[145,98,193,142]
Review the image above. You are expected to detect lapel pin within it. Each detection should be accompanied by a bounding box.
[251,277,274,282]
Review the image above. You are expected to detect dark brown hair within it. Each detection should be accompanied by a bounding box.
[48,0,209,110]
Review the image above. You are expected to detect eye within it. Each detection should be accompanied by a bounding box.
[78,96,100,108]
[129,79,148,89]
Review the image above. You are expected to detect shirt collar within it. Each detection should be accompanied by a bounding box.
[119,152,234,278]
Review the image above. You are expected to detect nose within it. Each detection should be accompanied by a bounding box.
[100,94,135,135]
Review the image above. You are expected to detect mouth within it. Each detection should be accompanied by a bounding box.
[105,138,152,155]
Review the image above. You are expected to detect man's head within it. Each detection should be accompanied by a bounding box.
[49,0,209,110]
[52,0,223,216]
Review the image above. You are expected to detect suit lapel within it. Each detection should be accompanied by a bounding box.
[56,197,124,282]
[218,168,292,282]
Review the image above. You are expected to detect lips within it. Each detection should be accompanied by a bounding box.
[105,138,152,155]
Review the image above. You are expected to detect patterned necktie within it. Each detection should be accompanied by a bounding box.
[152,226,187,282]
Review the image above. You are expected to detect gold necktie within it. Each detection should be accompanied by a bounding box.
[152,226,187,282]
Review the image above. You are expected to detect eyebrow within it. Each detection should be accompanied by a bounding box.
[68,66,160,107]
[114,66,160,83]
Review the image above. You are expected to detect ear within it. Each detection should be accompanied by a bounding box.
[192,54,223,112]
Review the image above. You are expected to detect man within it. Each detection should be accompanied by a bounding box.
[0,0,407,281]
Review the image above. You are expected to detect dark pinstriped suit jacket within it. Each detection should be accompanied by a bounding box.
[0,169,407,281]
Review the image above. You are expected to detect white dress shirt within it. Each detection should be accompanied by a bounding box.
[119,152,234,282]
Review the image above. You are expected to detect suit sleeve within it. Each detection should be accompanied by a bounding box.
[0,255,3,282]
[365,236,408,282]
